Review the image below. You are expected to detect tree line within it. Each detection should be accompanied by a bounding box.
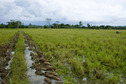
[0,20,126,29]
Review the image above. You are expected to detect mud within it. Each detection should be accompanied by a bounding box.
[25,44,46,84]
[0,32,19,84]
[5,52,14,70]
[23,33,64,84]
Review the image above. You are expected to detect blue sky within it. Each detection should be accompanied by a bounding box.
[0,0,126,26]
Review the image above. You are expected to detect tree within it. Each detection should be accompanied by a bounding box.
[75,24,79,28]
[7,20,22,28]
[46,18,52,29]
[0,23,6,28]
[60,23,65,28]
[56,21,59,28]
[79,21,82,28]
[52,23,57,28]
[65,24,70,28]
[43,25,48,28]
[16,20,22,28]
[100,25,105,29]
[7,20,15,28]
[29,23,32,28]
[87,24,90,28]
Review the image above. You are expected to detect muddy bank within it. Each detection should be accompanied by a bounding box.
[25,43,46,84]
[23,33,63,84]
[0,32,19,84]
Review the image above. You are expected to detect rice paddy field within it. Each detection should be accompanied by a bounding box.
[23,29,126,83]
[0,29,126,84]
[0,29,17,47]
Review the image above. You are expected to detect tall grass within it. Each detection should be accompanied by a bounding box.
[9,32,29,84]
[0,29,17,47]
[22,29,126,83]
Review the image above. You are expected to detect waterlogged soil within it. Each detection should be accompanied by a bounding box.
[23,32,88,84]
[0,32,19,84]
[64,62,88,84]
[23,33,64,84]
[5,52,14,70]
[25,43,46,84]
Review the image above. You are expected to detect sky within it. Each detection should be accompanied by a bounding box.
[0,0,126,26]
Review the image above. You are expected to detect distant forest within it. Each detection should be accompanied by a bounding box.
[0,20,126,29]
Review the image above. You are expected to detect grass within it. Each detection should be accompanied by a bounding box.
[9,32,29,84]
[22,29,126,83]
[0,29,125,83]
[0,29,17,47]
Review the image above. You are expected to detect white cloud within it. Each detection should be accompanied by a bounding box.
[0,0,126,25]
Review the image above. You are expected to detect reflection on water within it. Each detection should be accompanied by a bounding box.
[25,45,46,84]
[5,51,14,69]
[25,43,58,84]
[0,77,1,84]
[0,51,15,84]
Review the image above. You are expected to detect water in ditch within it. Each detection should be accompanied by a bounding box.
[0,78,1,84]
[0,51,15,84]
[25,43,59,84]
[5,51,15,69]
[25,44,46,84]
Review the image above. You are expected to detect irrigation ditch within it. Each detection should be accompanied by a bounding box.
[0,31,90,84]
[0,32,19,84]
[0,31,64,84]
[23,32,64,84]
[0,30,125,84]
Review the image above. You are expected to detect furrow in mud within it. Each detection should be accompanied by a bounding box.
[23,32,64,84]
[0,32,19,84]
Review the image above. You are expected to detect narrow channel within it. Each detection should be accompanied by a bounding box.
[0,50,15,84]
[24,40,63,84]
[25,42,46,84]
[23,33,64,84]
[5,51,15,70]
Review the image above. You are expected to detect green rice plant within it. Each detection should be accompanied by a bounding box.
[105,73,120,84]
[9,32,29,84]
[70,57,84,77]
[83,58,94,75]
[21,29,126,83]
[43,51,53,60]
[0,29,17,47]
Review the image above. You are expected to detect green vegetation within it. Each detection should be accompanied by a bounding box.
[9,32,29,84]
[0,29,125,83]
[0,29,18,84]
[23,29,126,83]
[0,29,17,47]
[1,20,126,29]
